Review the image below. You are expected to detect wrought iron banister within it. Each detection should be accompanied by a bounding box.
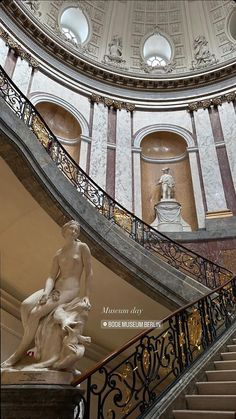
[73,276,236,418]
[0,65,233,290]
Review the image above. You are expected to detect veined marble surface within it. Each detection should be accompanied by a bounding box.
[194,108,227,212]
[133,149,142,219]
[12,58,31,96]
[218,101,236,192]
[115,109,132,211]
[188,151,205,228]
[133,110,193,135]
[90,103,108,190]
[0,38,9,68]
[30,71,90,122]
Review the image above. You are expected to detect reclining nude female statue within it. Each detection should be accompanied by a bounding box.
[1,220,93,376]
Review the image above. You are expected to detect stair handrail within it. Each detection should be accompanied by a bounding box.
[0,65,233,290]
[72,275,236,418]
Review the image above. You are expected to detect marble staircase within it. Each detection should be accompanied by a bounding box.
[173,338,236,419]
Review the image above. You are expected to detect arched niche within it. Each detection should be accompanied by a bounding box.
[140,131,198,230]
[35,101,81,164]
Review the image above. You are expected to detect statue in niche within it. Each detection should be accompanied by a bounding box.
[191,35,218,69]
[102,35,127,69]
[157,167,175,200]
[1,220,93,377]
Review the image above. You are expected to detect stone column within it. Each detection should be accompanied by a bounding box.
[12,58,32,96]
[188,149,206,228]
[89,103,108,190]
[115,109,132,211]
[0,38,9,68]
[194,108,227,212]
[217,101,236,192]
[79,134,91,172]
[132,148,142,219]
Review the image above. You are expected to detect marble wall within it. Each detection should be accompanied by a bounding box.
[12,58,31,96]
[30,70,91,124]
[89,103,108,190]
[0,38,9,68]
[115,110,132,211]
[218,101,236,192]
[1,45,236,229]
[133,110,193,135]
[194,108,227,212]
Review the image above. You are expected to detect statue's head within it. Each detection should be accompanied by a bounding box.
[161,167,170,173]
[62,220,80,239]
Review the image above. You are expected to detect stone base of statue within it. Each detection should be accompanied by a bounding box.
[1,384,83,419]
[1,369,74,385]
[151,199,191,232]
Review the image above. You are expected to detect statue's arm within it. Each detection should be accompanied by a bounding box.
[38,253,60,305]
[81,244,93,306]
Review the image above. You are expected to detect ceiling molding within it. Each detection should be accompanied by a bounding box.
[2,0,236,92]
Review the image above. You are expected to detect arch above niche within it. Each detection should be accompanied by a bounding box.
[30,93,90,138]
[133,124,195,149]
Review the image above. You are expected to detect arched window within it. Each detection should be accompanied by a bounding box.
[228,8,236,41]
[143,32,172,68]
[59,7,89,45]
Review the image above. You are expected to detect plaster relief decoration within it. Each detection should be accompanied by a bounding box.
[90,93,135,112]
[151,168,191,232]
[24,0,42,17]
[191,35,218,70]
[0,29,39,68]
[1,221,93,385]
[102,35,127,69]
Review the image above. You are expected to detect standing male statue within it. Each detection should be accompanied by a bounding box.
[157,167,175,200]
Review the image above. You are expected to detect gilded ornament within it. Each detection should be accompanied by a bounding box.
[143,348,150,372]
[179,331,185,347]
[188,308,202,350]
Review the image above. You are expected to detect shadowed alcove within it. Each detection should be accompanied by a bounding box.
[141,131,198,230]
[35,102,81,164]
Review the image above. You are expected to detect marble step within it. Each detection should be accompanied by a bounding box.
[214,360,236,370]
[227,345,236,352]
[173,411,235,419]
[196,381,236,395]
[186,395,236,410]
[221,352,236,360]
[206,370,236,381]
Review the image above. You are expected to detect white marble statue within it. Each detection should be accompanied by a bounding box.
[157,167,175,200]
[1,220,93,375]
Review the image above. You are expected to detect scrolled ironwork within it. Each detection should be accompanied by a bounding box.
[0,65,233,290]
[73,276,236,418]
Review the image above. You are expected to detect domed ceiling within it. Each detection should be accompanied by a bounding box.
[2,0,236,88]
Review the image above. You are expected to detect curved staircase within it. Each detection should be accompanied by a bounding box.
[173,337,236,419]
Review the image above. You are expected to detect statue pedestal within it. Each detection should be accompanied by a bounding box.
[151,200,191,232]
[1,384,83,419]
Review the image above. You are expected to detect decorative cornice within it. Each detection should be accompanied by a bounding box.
[188,92,236,111]
[2,0,236,92]
[0,28,39,68]
[90,93,135,112]
[141,151,187,164]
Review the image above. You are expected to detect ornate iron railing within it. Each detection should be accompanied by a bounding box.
[0,65,232,289]
[73,276,236,418]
